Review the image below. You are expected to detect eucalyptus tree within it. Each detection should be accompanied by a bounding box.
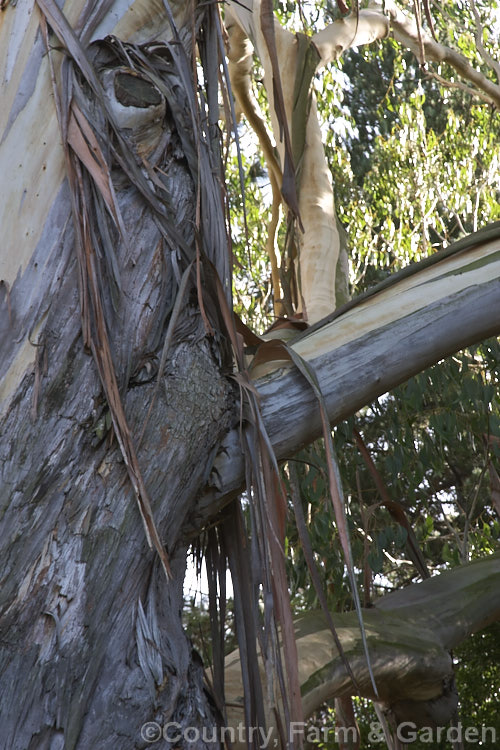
[0,1,499,749]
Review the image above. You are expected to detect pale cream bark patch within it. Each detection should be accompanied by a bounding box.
[225,1,390,323]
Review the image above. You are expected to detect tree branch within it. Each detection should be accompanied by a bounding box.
[313,0,500,108]
[377,0,500,108]
[312,10,390,67]
[469,0,500,83]
[223,552,500,734]
[192,226,500,532]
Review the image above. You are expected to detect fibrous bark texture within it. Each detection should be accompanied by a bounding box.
[0,7,236,747]
[0,163,234,750]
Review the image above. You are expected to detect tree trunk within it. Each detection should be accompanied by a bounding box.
[0,4,235,747]
[1,315,234,748]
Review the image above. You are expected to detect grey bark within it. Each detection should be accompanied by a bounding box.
[0,67,235,750]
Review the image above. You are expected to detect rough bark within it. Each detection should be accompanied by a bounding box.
[0,4,236,747]
[1,2,500,747]
[0,158,235,750]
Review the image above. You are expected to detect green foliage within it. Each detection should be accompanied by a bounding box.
[325,61,500,281]
[454,622,500,737]
[187,0,500,735]
[282,338,500,613]
[293,1,500,596]
[226,140,276,331]
[270,4,500,728]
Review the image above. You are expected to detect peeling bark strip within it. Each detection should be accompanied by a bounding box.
[35,0,235,581]
[226,0,341,322]
[2,2,306,747]
[259,0,302,227]
[225,0,500,325]
[2,0,500,747]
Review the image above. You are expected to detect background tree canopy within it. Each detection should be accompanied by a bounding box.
[188,0,500,746]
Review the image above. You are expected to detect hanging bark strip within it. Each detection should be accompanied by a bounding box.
[287,462,361,694]
[249,336,379,697]
[282,346,379,698]
[37,0,171,579]
[242,403,304,747]
[260,0,303,229]
[223,501,268,743]
[208,264,306,742]
[224,15,285,315]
